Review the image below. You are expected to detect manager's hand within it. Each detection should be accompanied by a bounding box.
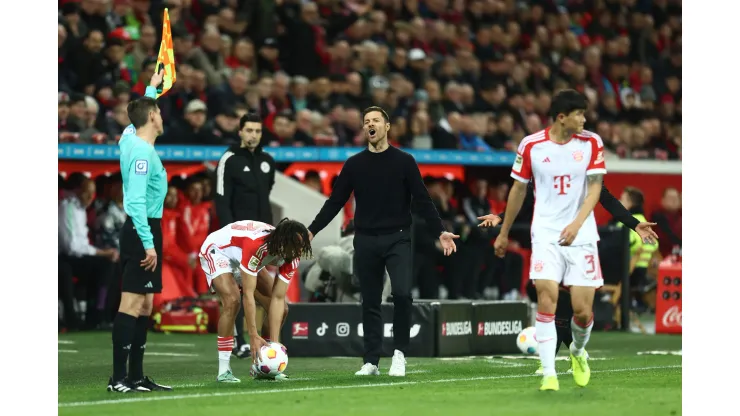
[439,232,460,256]
[635,222,659,244]
[141,248,158,272]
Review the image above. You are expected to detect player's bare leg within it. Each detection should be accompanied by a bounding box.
[212,273,242,382]
[255,269,290,342]
[534,280,560,391]
[569,286,595,387]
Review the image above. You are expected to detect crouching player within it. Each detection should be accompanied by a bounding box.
[199,218,312,382]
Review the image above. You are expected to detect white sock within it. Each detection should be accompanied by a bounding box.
[217,336,233,375]
[570,315,594,356]
[536,312,557,377]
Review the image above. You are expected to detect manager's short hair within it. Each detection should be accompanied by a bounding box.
[362,106,390,123]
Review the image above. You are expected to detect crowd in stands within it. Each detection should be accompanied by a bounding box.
[58,0,682,160]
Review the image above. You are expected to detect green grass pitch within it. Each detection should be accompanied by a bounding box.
[58,331,681,415]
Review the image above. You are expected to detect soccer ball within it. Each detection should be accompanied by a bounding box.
[516,326,538,355]
[256,342,289,377]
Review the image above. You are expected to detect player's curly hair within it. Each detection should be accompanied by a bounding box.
[266,218,313,260]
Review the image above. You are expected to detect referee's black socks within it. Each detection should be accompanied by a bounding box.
[128,316,151,381]
[112,312,137,381]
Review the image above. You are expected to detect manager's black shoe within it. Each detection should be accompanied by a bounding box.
[107,377,141,393]
[132,376,173,392]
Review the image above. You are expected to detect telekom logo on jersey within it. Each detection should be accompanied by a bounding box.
[553,175,572,195]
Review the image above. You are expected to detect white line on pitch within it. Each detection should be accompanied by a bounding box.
[147,352,199,357]
[58,364,681,408]
[58,350,79,353]
[58,340,75,345]
[175,378,314,388]
[148,343,196,348]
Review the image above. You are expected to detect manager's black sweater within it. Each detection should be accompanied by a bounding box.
[308,146,445,237]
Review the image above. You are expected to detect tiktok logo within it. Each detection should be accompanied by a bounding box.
[553,175,572,195]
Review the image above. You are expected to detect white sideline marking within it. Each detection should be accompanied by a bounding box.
[147,352,199,357]
[58,350,79,353]
[58,340,75,345]
[58,365,681,408]
[148,343,196,348]
[176,377,314,388]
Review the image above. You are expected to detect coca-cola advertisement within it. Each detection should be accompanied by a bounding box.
[655,259,682,334]
[661,305,682,329]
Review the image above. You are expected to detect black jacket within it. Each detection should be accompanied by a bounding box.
[215,145,275,226]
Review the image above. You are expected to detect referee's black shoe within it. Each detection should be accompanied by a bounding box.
[107,377,142,393]
[132,376,173,392]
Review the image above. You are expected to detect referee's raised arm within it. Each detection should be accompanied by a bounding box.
[109,69,173,394]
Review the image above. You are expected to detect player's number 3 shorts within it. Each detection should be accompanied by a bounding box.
[529,242,604,288]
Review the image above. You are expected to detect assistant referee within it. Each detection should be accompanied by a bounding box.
[108,70,172,394]
[307,106,459,377]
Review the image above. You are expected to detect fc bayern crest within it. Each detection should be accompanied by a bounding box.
[261,161,271,173]
[572,150,584,161]
[534,260,544,272]
[216,259,229,269]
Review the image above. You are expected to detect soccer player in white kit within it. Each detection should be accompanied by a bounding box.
[199,218,311,382]
[494,90,606,391]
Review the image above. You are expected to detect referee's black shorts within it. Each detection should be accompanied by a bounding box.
[120,217,163,294]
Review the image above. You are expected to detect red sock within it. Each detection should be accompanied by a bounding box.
[217,336,233,352]
[264,337,271,343]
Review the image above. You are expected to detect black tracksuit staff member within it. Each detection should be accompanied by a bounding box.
[215,111,276,357]
[307,106,460,377]
[215,112,275,227]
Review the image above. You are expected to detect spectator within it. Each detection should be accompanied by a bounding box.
[188,25,228,87]
[303,170,323,194]
[652,187,682,257]
[160,99,221,145]
[177,176,212,294]
[125,24,158,82]
[276,0,366,79]
[208,68,251,117]
[65,29,106,96]
[58,174,118,330]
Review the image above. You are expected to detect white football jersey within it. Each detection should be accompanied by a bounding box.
[200,220,299,280]
[510,128,607,246]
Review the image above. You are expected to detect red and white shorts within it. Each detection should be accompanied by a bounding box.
[529,242,604,288]
[199,244,243,289]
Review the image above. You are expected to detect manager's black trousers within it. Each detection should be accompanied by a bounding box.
[353,229,413,366]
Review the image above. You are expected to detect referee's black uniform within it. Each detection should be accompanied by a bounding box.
[308,145,445,366]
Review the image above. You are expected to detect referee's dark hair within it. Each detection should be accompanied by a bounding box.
[127,97,159,128]
[239,111,262,129]
[267,218,313,260]
[549,89,588,119]
[362,106,390,123]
